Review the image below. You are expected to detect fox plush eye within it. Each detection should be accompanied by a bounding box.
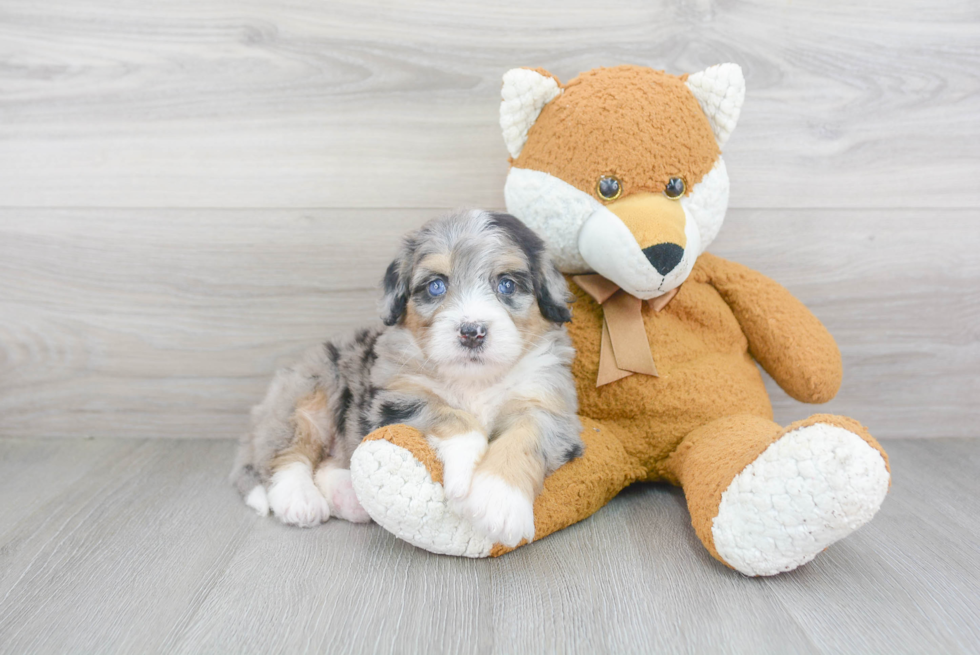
[497,277,516,295]
[664,177,686,199]
[427,279,446,296]
[596,175,623,201]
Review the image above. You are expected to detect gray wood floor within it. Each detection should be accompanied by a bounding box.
[0,438,977,654]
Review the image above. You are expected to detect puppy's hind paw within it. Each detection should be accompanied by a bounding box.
[267,462,331,528]
[315,465,371,523]
[461,473,535,548]
[244,485,270,516]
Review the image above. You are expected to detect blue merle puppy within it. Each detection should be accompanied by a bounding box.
[231,210,583,547]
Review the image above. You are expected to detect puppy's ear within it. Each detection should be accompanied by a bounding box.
[380,237,415,326]
[534,251,573,324]
[489,212,572,324]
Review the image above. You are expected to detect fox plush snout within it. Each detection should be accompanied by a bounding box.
[605,192,687,274]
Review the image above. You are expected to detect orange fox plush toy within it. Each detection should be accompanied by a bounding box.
[350,64,891,576]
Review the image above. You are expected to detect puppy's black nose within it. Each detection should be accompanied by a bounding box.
[458,322,487,349]
[642,243,684,275]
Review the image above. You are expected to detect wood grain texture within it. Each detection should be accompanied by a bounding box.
[2,207,977,440]
[0,0,978,209]
[1,3,976,651]
[0,438,977,654]
[709,209,980,438]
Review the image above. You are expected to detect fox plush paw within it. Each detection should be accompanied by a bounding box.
[350,427,495,557]
[711,422,890,576]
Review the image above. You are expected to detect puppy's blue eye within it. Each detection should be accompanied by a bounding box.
[497,277,516,295]
[427,279,446,296]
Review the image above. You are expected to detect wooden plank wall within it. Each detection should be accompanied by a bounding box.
[1,0,978,439]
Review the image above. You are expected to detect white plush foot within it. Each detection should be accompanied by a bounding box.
[430,431,488,502]
[460,473,535,548]
[315,464,371,523]
[712,423,890,576]
[244,485,270,516]
[349,438,494,557]
[267,462,331,528]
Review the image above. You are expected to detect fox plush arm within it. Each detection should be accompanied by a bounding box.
[699,252,843,404]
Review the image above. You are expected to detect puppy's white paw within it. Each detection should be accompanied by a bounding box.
[267,462,331,528]
[245,485,270,516]
[315,465,371,523]
[461,473,535,548]
[431,431,488,501]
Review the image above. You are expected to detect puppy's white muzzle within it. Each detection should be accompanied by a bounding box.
[428,293,522,378]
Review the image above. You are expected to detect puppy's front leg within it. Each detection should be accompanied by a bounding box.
[426,408,487,502]
[462,414,547,548]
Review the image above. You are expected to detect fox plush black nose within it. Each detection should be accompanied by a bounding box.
[642,243,684,275]
[458,322,487,349]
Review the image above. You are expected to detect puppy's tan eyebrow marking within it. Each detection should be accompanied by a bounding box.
[412,253,452,288]
[494,253,530,274]
[416,253,451,276]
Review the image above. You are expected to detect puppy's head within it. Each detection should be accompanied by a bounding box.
[381,210,571,379]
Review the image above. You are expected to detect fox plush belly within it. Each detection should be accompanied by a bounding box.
[350,63,891,576]
[567,270,774,472]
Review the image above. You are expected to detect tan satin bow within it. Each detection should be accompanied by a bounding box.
[572,275,679,387]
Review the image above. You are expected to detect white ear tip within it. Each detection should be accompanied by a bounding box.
[686,63,745,148]
[499,68,561,159]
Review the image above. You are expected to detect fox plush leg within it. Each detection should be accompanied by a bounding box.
[350,418,640,557]
[666,414,891,576]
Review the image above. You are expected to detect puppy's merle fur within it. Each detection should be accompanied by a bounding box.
[231,210,583,545]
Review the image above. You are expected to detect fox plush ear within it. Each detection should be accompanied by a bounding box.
[686,63,745,148]
[500,68,562,159]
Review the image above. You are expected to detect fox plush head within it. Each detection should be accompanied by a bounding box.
[501,64,745,300]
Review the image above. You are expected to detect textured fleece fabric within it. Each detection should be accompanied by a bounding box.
[685,64,746,148]
[568,253,845,480]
